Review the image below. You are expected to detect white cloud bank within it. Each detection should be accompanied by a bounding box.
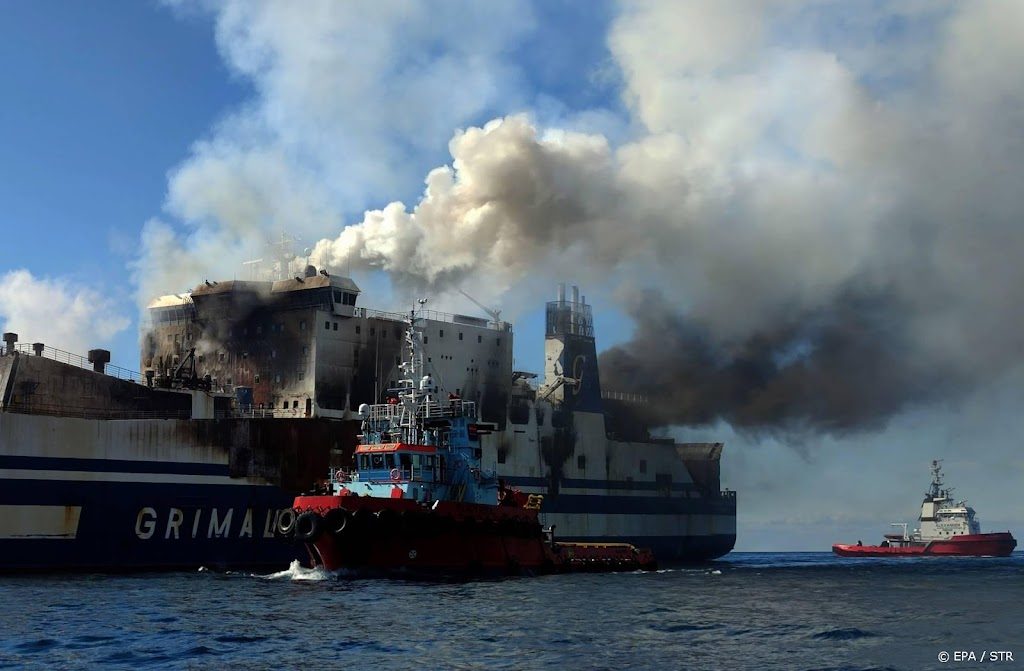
[0,270,130,356]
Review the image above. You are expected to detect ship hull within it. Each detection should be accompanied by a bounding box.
[832,532,1017,558]
[0,410,734,571]
[288,496,657,575]
[0,412,333,572]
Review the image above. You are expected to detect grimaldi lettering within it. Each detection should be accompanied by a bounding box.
[134,507,282,540]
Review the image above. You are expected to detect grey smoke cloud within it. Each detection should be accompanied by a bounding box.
[307,2,1024,434]
[148,2,1024,436]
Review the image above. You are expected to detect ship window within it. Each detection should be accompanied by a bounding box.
[282,401,288,409]
[356,325,361,335]
[478,335,482,343]
[298,372,304,381]
[423,336,428,344]
[459,332,463,340]
[226,377,232,386]
[300,320,306,330]
[577,455,586,469]
[639,459,647,474]
[440,330,444,338]
[302,346,308,355]
[325,321,330,330]
[333,323,338,331]
[497,338,501,347]
[334,290,342,304]
[497,451,506,464]
[372,454,384,469]
[293,400,299,409]
[271,349,276,358]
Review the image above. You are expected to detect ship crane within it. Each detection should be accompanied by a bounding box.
[536,375,581,402]
[458,289,502,327]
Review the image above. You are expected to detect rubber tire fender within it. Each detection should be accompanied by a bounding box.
[324,508,350,535]
[275,508,298,539]
[294,511,324,543]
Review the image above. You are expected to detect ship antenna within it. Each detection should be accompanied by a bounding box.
[928,459,944,499]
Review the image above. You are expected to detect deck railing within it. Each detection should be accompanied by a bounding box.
[11,344,142,383]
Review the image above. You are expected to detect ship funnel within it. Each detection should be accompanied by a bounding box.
[32,343,44,356]
[88,349,111,374]
[557,283,565,305]
[2,332,17,356]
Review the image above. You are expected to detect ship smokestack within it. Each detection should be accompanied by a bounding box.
[2,333,17,356]
[32,343,44,356]
[557,283,566,306]
[88,349,111,374]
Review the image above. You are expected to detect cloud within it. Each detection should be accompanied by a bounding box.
[0,270,130,356]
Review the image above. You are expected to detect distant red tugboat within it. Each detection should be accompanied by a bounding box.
[833,461,1017,558]
[276,301,657,576]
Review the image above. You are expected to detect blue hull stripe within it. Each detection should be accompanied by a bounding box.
[0,455,228,477]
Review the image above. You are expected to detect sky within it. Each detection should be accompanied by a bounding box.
[1,0,1022,551]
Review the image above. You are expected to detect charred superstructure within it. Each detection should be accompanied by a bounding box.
[144,266,512,427]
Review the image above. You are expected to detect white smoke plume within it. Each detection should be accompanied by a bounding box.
[0,270,130,356]
[138,0,534,307]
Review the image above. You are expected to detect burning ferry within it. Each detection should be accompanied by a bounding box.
[0,266,735,571]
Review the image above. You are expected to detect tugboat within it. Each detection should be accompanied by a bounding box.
[275,300,657,576]
[833,460,1017,557]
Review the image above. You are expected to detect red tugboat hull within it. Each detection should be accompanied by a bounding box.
[287,495,657,575]
[833,532,1017,558]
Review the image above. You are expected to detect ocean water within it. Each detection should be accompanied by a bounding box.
[0,552,1020,671]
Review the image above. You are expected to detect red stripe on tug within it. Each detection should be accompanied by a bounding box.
[832,461,1017,559]
[275,301,658,577]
